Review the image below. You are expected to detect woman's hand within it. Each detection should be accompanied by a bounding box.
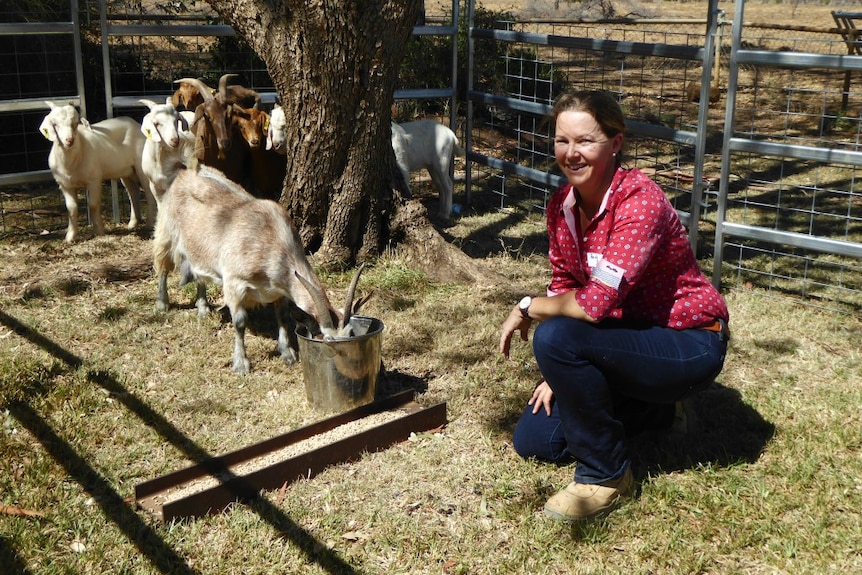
[499,305,531,359]
[529,380,554,416]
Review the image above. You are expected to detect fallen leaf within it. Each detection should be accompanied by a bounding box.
[341,530,368,541]
[0,505,45,518]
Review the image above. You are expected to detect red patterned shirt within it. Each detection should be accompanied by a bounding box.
[546,166,729,328]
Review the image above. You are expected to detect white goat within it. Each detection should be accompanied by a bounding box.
[265,103,287,154]
[153,164,365,374]
[139,97,196,201]
[39,102,155,242]
[391,120,465,219]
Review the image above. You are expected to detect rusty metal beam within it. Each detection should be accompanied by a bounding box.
[134,390,446,522]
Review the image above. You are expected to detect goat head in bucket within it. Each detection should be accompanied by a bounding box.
[295,264,382,412]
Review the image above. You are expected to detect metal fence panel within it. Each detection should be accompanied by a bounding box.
[465,0,862,314]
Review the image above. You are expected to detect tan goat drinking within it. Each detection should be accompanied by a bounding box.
[153,164,363,374]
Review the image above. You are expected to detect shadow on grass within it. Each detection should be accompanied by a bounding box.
[0,534,33,575]
[492,380,774,521]
[377,367,430,398]
[629,381,775,476]
[0,309,364,575]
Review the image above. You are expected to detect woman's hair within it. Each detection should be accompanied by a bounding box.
[551,90,626,164]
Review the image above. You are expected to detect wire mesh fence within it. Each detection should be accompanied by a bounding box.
[466,10,862,314]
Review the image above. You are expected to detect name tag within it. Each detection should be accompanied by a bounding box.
[586,252,602,268]
[592,258,626,290]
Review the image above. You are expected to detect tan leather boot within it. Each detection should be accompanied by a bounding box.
[543,467,633,521]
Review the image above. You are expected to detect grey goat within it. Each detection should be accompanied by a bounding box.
[153,164,365,374]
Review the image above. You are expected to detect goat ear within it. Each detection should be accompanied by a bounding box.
[177,113,189,132]
[265,117,273,150]
[141,115,160,142]
[39,117,54,141]
[79,117,91,130]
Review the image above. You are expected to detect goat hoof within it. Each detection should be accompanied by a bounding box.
[281,348,298,365]
[232,360,251,375]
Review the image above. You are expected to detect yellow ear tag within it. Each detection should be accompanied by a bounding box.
[40,128,49,139]
[264,118,270,131]
[144,128,153,140]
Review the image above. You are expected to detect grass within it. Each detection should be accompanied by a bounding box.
[0,194,860,575]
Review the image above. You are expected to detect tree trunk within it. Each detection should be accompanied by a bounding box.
[205,0,494,284]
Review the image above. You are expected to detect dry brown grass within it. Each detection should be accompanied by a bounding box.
[1,185,861,574]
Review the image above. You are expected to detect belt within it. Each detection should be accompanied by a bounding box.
[701,318,730,340]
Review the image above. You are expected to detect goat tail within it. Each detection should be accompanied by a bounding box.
[152,217,177,275]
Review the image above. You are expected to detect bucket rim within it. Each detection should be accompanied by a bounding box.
[296,315,384,343]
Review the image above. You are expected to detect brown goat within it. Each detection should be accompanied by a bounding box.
[232,105,287,200]
[220,73,261,109]
[179,75,252,185]
[171,79,209,111]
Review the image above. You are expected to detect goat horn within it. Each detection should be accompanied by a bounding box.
[339,263,366,331]
[218,73,240,96]
[138,98,159,110]
[294,271,335,332]
[351,290,374,316]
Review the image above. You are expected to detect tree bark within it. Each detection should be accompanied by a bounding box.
[204,0,496,284]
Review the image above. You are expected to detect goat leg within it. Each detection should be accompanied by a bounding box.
[85,182,105,237]
[229,304,251,375]
[178,258,195,286]
[60,186,80,243]
[121,176,143,230]
[194,282,210,317]
[155,271,170,312]
[274,299,299,364]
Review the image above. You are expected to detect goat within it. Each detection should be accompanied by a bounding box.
[233,104,287,200]
[139,97,196,201]
[171,75,258,111]
[265,103,287,154]
[180,75,258,185]
[171,79,208,112]
[39,101,155,242]
[220,73,261,109]
[153,164,365,374]
[391,120,465,219]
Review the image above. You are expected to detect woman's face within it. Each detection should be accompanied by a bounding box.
[553,110,622,197]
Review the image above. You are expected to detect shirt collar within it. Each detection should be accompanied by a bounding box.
[561,167,622,216]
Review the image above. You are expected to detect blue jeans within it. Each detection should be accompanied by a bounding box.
[512,317,728,485]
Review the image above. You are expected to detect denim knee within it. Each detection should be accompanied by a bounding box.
[512,403,573,464]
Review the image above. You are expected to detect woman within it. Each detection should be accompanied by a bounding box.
[499,90,729,522]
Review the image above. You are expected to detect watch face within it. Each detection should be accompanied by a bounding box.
[519,296,531,309]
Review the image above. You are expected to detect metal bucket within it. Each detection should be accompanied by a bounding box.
[296,316,384,413]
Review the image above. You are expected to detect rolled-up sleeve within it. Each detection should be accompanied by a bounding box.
[574,187,672,321]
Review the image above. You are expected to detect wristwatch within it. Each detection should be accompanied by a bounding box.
[518,295,533,320]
